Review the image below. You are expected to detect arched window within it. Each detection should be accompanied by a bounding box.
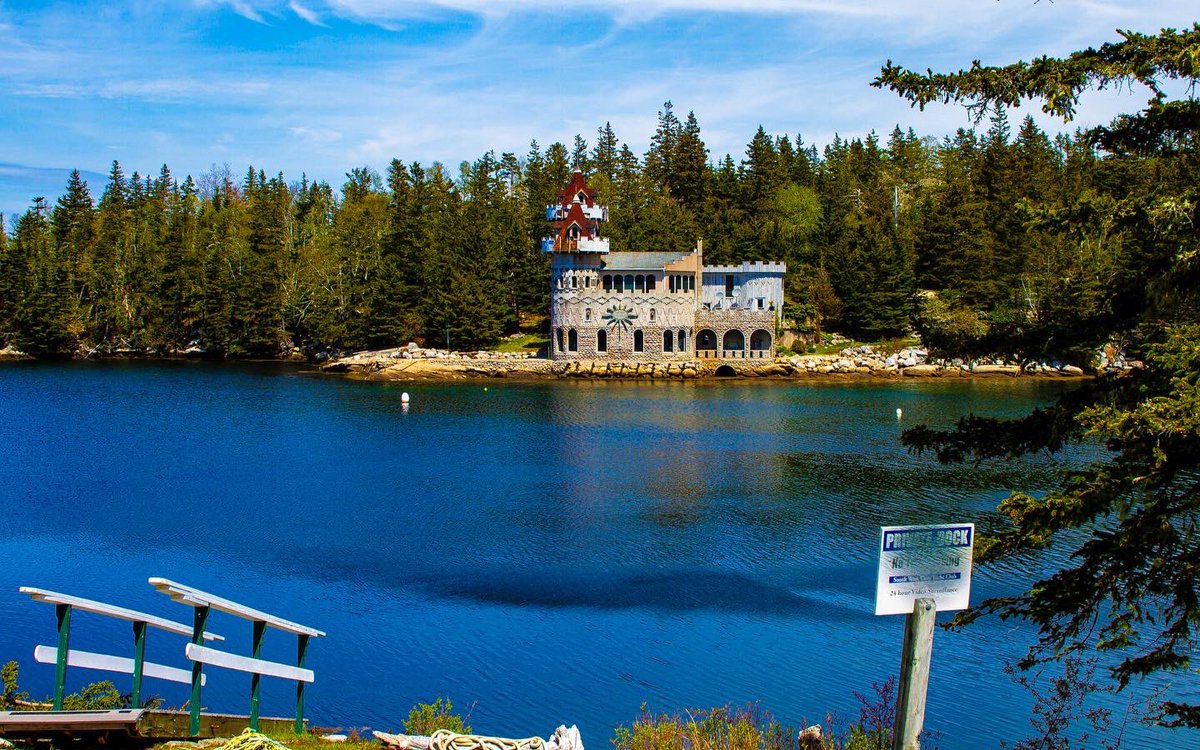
[750,329,772,351]
[603,275,612,292]
[663,330,674,352]
[678,329,688,351]
[556,328,564,352]
[723,329,745,352]
[634,329,644,353]
[649,308,656,322]
[624,274,634,292]
[669,275,676,293]
[635,275,645,292]
[646,275,656,292]
[571,275,577,288]
[584,308,593,322]
[596,329,607,353]
[568,328,578,352]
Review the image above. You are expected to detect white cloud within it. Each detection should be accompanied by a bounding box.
[288,0,326,26]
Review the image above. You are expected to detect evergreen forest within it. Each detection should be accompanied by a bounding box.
[0,103,1165,359]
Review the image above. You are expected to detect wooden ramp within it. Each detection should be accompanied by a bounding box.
[0,708,303,744]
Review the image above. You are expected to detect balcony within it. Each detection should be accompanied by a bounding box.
[576,237,610,253]
[542,236,611,254]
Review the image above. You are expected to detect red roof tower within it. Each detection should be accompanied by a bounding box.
[542,171,610,254]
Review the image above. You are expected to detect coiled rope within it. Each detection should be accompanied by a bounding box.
[221,728,293,750]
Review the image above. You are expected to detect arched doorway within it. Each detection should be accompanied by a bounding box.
[722,330,745,356]
[696,329,717,357]
[750,329,772,357]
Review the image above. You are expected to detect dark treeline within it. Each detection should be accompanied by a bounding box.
[0,102,1138,357]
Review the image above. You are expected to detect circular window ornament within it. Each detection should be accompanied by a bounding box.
[602,303,638,332]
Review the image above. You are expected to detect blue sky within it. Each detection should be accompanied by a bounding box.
[0,1,1192,220]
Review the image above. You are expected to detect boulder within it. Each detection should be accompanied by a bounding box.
[1061,364,1085,376]
[973,364,1021,376]
[902,364,940,377]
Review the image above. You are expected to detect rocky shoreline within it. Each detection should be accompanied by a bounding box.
[319,343,1124,382]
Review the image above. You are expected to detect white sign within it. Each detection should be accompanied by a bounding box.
[875,523,974,616]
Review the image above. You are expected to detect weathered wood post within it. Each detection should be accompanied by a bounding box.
[892,598,936,750]
[189,605,210,737]
[53,603,72,710]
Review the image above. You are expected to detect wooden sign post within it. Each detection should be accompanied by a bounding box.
[892,598,935,750]
[875,524,974,750]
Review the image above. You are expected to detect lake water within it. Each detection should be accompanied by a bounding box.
[0,362,1176,747]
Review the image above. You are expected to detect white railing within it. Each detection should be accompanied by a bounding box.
[576,237,610,253]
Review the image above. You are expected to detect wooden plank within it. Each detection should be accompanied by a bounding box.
[149,578,324,637]
[136,709,302,739]
[185,644,314,683]
[20,587,224,641]
[0,710,299,740]
[34,645,203,686]
[0,709,144,731]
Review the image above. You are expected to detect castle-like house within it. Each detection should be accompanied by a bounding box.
[545,172,785,362]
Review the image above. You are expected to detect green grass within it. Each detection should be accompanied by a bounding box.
[807,335,920,356]
[493,334,549,353]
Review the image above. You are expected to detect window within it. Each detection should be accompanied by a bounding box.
[757,298,764,310]
[635,275,645,292]
[586,276,592,288]
[603,275,613,292]
[678,329,688,351]
[669,275,676,293]
[584,308,593,322]
[596,329,607,352]
[568,328,578,352]
[634,329,644,352]
[649,308,656,322]
[624,274,634,292]
[571,275,577,288]
[647,275,656,292]
[688,275,694,291]
[556,328,564,352]
[664,330,674,352]
[725,275,735,298]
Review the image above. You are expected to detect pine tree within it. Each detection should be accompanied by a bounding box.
[672,111,710,208]
[644,101,681,192]
[592,122,619,183]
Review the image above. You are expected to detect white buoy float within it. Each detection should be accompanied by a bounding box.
[896,408,903,420]
[401,392,410,404]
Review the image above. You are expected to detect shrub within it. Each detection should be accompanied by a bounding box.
[403,697,472,736]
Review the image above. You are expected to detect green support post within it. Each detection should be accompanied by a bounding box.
[250,620,266,731]
[294,634,309,734]
[53,604,72,710]
[189,606,210,737]
[131,620,147,709]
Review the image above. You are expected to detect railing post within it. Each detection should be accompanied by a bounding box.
[131,620,147,708]
[53,604,72,710]
[189,606,209,737]
[295,634,310,734]
[250,620,266,731]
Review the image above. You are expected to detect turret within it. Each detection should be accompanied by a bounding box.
[542,171,610,254]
